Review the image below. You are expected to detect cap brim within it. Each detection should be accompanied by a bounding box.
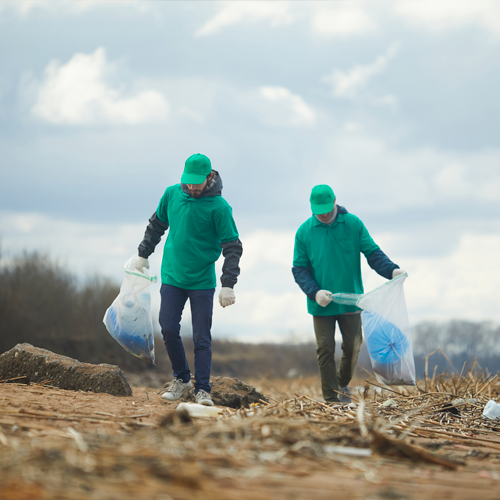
[181,172,207,185]
[311,202,334,215]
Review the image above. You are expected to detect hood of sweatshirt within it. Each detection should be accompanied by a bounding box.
[180,170,222,198]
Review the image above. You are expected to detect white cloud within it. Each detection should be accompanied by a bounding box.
[31,48,169,125]
[196,1,293,36]
[3,207,500,343]
[311,4,376,37]
[0,0,153,16]
[397,233,500,323]
[323,45,398,99]
[259,86,316,126]
[312,127,500,215]
[196,2,379,39]
[394,0,500,36]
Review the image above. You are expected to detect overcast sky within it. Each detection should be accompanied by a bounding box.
[1,0,500,343]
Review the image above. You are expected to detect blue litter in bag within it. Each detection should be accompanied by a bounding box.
[330,273,415,385]
[103,255,157,365]
[362,311,408,365]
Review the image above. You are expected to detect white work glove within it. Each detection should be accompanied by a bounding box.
[219,287,235,308]
[135,256,150,272]
[315,290,332,307]
[392,269,406,279]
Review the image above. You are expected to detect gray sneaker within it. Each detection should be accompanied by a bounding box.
[195,389,214,406]
[162,378,193,401]
[339,386,352,404]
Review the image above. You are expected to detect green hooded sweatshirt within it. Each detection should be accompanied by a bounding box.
[156,174,238,290]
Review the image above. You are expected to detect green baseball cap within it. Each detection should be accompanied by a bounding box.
[181,154,212,184]
[310,184,335,215]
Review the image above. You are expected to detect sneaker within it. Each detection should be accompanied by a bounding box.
[162,378,193,401]
[195,389,214,406]
[339,386,352,404]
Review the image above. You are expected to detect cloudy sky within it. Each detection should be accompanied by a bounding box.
[1,0,500,343]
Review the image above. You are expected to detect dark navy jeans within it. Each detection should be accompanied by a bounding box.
[159,284,215,394]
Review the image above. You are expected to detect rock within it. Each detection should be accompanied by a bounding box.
[178,376,268,408]
[0,343,132,396]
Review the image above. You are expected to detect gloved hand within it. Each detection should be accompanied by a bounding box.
[135,256,150,272]
[392,269,406,279]
[219,287,235,308]
[315,290,332,307]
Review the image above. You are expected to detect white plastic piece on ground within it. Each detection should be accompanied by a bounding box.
[324,446,372,457]
[483,400,500,419]
[103,255,157,364]
[177,402,224,418]
[381,399,399,407]
[330,273,416,386]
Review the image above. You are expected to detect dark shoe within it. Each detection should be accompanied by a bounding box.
[339,386,352,404]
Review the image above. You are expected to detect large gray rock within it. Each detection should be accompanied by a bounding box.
[0,343,132,396]
[178,376,268,408]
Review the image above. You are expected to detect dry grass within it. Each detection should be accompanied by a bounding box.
[1,369,500,499]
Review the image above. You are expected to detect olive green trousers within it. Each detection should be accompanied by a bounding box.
[313,314,363,403]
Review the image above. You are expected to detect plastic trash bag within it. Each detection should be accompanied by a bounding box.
[330,273,415,386]
[103,255,157,365]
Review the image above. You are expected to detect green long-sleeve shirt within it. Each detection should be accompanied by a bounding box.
[156,184,239,289]
[293,212,380,316]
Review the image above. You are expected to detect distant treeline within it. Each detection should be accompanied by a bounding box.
[412,321,500,378]
[0,251,498,383]
[0,251,320,381]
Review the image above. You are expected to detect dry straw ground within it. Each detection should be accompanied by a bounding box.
[1,368,500,500]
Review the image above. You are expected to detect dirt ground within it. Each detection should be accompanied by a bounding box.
[1,376,500,500]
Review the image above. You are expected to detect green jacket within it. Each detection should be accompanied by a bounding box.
[155,176,239,290]
[293,211,380,316]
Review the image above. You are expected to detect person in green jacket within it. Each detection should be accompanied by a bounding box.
[292,185,404,404]
[135,154,242,406]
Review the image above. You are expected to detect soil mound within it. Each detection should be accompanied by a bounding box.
[178,376,268,408]
[0,343,132,396]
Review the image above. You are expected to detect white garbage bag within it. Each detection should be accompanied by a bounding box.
[103,255,157,365]
[330,273,415,386]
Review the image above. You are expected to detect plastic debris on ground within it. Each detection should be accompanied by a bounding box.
[482,400,500,419]
[176,402,225,418]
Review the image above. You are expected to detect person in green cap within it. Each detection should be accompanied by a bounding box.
[292,185,405,404]
[135,153,242,406]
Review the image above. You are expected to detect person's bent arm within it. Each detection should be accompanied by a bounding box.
[292,266,321,301]
[136,212,169,272]
[358,219,400,279]
[366,249,400,280]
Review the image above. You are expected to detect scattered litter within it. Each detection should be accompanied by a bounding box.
[324,446,372,457]
[176,403,224,418]
[1,367,500,499]
[438,402,460,416]
[381,399,398,407]
[482,400,500,420]
[452,397,478,406]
